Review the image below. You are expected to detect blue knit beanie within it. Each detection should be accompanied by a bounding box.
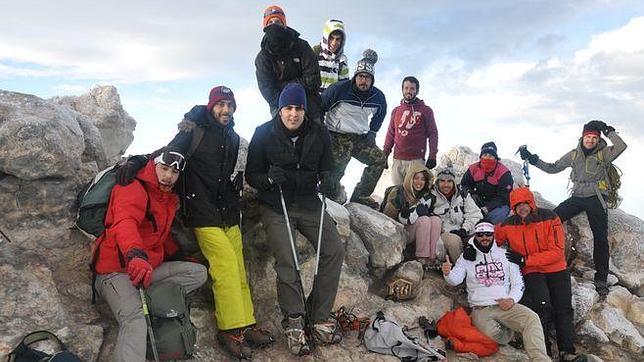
[278,82,307,110]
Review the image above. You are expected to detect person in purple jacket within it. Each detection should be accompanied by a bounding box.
[383,76,438,185]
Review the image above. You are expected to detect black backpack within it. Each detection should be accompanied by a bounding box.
[7,331,82,362]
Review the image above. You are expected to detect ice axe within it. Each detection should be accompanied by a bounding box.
[515,145,531,187]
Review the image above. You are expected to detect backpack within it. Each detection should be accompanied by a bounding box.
[379,185,403,213]
[145,281,197,361]
[7,331,82,362]
[363,311,446,361]
[571,150,623,209]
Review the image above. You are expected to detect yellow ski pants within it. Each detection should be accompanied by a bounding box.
[194,226,256,330]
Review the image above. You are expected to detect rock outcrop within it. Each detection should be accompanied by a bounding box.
[1,88,642,361]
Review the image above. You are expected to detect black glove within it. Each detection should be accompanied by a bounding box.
[587,120,607,132]
[116,155,148,186]
[267,166,287,185]
[232,171,244,193]
[603,125,615,136]
[506,250,526,268]
[519,147,539,165]
[415,203,430,217]
[425,158,437,170]
[462,244,476,261]
[400,203,411,219]
[318,178,334,196]
[450,228,468,239]
[364,130,377,144]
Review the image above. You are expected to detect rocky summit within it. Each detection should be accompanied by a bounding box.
[0,86,642,361]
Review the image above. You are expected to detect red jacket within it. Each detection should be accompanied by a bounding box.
[495,187,567,275]
[93,160,179,274]
[437,307,498,357]
[383,99,438,161]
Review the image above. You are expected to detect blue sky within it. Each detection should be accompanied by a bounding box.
[1,0,643,218]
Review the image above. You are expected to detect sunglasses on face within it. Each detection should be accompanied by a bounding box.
[475,232,494,237]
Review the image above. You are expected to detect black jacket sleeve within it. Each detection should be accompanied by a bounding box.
[318,126,334,173]
[299,40,322,95]
[245,125,272,191]
[255,51,281,111]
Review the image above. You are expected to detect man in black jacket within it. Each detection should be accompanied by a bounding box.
[246,83,344,356]
[118,86,272,359]
[255,6,322,123]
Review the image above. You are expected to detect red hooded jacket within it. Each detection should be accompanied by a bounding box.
[383,99,438,161]
[93,160,179,274]
[437,307,498,357]
[495,187,567,275]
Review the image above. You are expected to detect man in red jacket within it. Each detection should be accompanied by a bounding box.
[93,150,207,362]
[495,187,583,361]
[383,76,438,185]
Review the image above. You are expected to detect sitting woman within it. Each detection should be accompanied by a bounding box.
[383,164,440,268]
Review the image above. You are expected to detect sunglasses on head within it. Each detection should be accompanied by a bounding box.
[475,232,494,237]
[264,8,284,17]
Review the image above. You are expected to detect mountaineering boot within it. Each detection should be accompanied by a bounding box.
[284,315,310,356]
[242,325,274,348]
[217,329,252,359]
[594,280,609,298]
[349,195,380,210]
[313,318,342,345]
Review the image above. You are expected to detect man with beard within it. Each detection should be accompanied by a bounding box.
[255,5,322,123]
[442,220,549,361]
[321,49,388,208]
[518,120,626,297]
[383,76,439,185]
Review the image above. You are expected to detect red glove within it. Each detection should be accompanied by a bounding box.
[127,257,153,288]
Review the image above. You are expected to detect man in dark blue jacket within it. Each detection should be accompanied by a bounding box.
[321,49,387,208]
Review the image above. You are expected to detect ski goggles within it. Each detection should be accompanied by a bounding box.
[154,151,186,171]
[264,7,285,18]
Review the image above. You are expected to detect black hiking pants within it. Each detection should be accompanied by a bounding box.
[520,269,575,354]
[554,195,609,282]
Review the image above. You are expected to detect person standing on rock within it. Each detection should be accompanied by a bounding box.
[321,49,388,208]
[312,19,349,94]
[441,220,550,362]
[93,149,207,362]
[495,187,583,361]
[255,5,322,123]
[461,142,513,224]
[246,82,345,356]
[383,76,439,185]
[116,86,273,359]
[382,163,441,269]
[518,120,627,297]
[431,168,483,263]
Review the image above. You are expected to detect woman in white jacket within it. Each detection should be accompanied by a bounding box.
[431,169,483,262]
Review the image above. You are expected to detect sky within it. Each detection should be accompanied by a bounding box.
[1,0,643,219]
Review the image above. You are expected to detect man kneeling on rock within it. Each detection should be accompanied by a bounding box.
[442,220,550,361]
[93,149,207,362]
[246,82,345,355]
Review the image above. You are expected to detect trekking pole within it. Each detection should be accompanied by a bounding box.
[139,287,160,362]
[314,191,326,277]
[237,171,244,232]
[0,227,12,243]
[278,185,300,270]
[515,145,531,187]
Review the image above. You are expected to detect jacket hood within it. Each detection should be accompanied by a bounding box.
[402,163,433,203]
[509,187,536,210]
[399,98,425,106]
[320,19,346,57]
[261,25,300,55]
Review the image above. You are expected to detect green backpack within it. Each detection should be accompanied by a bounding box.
[145,281,197,361]
[571,150,623,209]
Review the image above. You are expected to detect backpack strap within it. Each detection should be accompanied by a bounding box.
[185,125,205,160]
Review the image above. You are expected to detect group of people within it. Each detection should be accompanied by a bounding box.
[89,4,627,361]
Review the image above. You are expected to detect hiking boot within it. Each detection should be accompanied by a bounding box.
[217,330,252,359]
[350,195,379,209]
[595,280,609,298]
[242,325,274,348]
[285,315,310,356]
[313,318,342,345]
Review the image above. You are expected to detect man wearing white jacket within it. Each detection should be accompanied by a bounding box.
[432,169,483,262]
[442,221,549,362]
